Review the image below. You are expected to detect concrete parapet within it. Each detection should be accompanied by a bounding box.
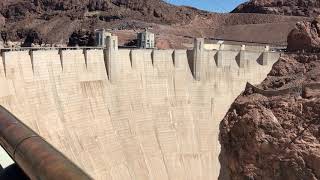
[0,45,280,83]
[204,44,220,50]
[59,50,86,72]
[173,50,187,69]
[84,49,107,81]
[152,50,174,68]
[31,50,61,82]
[246,45,266,52]
[3,51,32,81]
[131,49,148,70]
[204,43,271,52]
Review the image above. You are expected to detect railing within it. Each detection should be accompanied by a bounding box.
[0,46,104,52]
[0,106,92,180]
[207,37,288,46]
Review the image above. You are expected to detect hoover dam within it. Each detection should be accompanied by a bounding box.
[0,37,280,179]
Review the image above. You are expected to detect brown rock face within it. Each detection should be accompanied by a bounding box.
[0,0,310,48]
[287,17,320,52]
[232,0,320,17]
[0,0,200,24]
[219,53,320,180]
[0,0,208,47]
[0,14,5,27]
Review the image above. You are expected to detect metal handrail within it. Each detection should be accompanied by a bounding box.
[0,106,93,180]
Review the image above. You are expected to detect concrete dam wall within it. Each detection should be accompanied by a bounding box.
[0,38,279,179]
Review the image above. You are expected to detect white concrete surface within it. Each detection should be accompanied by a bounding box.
[0,146,13,168]
[0,47,279,179]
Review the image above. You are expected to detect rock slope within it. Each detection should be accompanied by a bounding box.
[219,53,320,180]
[0,0,209,46]
[287,16,320,52]
[0,0,307,48]
[233,0,320,17]
[0,0,202,25]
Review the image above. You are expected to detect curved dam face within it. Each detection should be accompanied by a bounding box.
[0,39,279,179]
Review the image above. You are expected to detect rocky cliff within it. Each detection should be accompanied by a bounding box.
[287,16,320,52]
[0,0,203,25]
[0,0,210,47]
[0,0,308,48]
[219,52,320,180]
[232,0,320,17]
[220,6,320,180]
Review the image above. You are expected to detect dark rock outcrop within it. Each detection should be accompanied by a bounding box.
[68,29,95,46]
[21,29,43,47]
[287,17,320,52]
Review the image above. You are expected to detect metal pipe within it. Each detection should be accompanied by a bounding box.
[0,106,93,180]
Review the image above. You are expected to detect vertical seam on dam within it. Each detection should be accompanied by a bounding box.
[83,49,88,69]
[59,49,64,70]
[1,51,6,77]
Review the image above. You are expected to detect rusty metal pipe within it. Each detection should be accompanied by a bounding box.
[0,106,93,180]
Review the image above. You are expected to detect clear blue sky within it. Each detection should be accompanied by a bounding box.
[166,0,248,13]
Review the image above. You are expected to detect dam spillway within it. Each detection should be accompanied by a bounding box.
[0,38,279,179]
